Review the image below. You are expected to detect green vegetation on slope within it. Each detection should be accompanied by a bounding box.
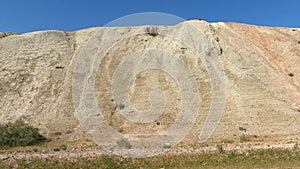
[0,120,47,147]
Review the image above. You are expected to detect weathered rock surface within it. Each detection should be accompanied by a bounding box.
[0,20,299,145]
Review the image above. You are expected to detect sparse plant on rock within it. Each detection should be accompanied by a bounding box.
[294,143,299,150]
[222,139,234,144]
[117,138,132,149]
[240,134,250,143]
[216,144,225,153]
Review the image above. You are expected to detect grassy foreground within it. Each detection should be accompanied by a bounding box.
[1,148,300,169]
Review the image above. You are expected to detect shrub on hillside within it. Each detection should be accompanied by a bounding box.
[145,27,159,36]
[240,134,250,143]
[0,120,47,147]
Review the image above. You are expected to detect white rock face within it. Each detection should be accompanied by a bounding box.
[0,30,77,139]
[0,20,299,144]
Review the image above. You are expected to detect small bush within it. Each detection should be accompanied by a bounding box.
[294,143,299,150]
[0,120,47,147]
[145,27,159,36]
[239,126,247,132]
[216,144,225,153]
[222,139,234,144]
[116,138,132,149]
[227,151,238,159]
[60,144,67,150]
[240,134,250,143]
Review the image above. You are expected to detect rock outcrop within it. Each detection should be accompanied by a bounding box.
[0,20,299,145]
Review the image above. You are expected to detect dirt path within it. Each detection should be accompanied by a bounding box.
[0,140,298,165]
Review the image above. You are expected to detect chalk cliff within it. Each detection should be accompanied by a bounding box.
[0,20,299,145]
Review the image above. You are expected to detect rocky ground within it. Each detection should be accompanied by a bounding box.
[0,139,299,166]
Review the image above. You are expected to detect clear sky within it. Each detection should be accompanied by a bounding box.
[1,0,300,33]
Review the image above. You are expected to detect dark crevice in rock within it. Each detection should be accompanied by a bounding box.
[0,32,20,38]
[55,66,64,69]
[208,24,223,55]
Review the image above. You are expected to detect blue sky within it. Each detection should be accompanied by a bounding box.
[1,0,300,33]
